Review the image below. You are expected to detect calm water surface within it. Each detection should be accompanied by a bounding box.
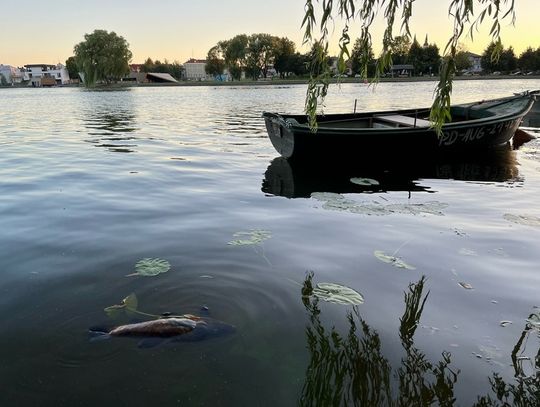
[1,80,540,406]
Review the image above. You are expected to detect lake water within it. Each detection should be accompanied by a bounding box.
[1,80,539,406]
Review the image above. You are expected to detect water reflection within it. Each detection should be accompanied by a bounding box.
[263,147,520,198]
[82,98,139,153]
[300,273,458,405]
[300,273,540,405]
[474,309,540,406]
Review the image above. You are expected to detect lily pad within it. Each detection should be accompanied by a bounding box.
[503,213,540,227]
[374,250,416,270]
[228,229,271,246]
[104,293,138,318]
[127,258,171,277]
[350,177,380,186]
[312,283,364,305]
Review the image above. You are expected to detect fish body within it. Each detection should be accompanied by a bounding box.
[90,315,235,347]
[109,317,197,337]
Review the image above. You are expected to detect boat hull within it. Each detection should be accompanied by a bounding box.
[263,93,535,159]
[521,100,540,127]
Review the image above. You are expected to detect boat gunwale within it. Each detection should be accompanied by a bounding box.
[263,93,535,135]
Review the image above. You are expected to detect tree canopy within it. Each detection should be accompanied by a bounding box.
[350,38,375,77]
[302,0,516,131]
[65,56,79,80]
[205,46,226,77]
[209,34,307,81]
[518,47,540,73]
[481,42,517,73]
[74,29,132,86]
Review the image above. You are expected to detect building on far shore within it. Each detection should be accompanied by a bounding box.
[0,64,26,84]
[184,58,212,81]
[24,64,70,86]
[390,64,415,77]
[464,52,483,74]
[125,64,179,83]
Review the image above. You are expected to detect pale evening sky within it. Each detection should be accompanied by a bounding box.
[1,0,539,67]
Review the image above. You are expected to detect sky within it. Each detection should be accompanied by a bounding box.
[1,0,539,67]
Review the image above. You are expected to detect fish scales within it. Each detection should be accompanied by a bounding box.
[109,318,198,337]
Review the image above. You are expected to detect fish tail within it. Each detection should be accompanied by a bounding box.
[88,329,111,342]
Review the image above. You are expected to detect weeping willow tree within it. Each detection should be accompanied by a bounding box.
[302,0,516,131]
[74,30,133,87]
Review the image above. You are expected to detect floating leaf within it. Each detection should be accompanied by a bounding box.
[126,258,171,277]
[104,293,138,318]
[123,293,138,310]
[350,177,380,186]
[312,283,364,305]
[503,213,540,227]
[104,304,124,319]
[374,250,416,270]
[228,229,271,246]
[458,282,474,290]
[311,193,447,216]
[499,320,512,327]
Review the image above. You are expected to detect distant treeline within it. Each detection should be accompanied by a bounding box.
[203,33,540,79]
[64,29,540,86]
[480,43,540,74]
[205,34,310,80]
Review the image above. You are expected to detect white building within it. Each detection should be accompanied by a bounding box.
[24,64,70,86]
[0,64,25,84]
[184,58,211,81]
[465,52,483,74]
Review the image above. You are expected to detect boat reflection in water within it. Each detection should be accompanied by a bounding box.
[262,145,521,199]
[300,273,540,406]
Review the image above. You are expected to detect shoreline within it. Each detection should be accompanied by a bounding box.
[1,75,539,90]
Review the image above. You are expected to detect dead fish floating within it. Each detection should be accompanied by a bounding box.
[89,314,235,348]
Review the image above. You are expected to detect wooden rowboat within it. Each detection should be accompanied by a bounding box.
[263,92,536,159]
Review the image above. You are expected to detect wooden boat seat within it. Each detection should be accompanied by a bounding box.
[375,114,431,128]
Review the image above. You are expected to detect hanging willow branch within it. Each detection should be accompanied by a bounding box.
[303,0,515,133]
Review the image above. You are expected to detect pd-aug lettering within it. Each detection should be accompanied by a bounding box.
[440,126,487,146]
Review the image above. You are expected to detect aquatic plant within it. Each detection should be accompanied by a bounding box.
[503,213,540,227]
[104,293,140,318]
[300,274,459,406]
[311,192,446,216]
[228,229,272,246]
[374,250,416,270]
[126,258,171,277]
[312,282,365,306]
[104,293,184,320]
